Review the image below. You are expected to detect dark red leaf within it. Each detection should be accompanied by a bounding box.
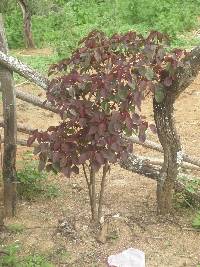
[88,126,97,135]
[149,123,157,134]
[79,152,89,164]
[62,167,71,177]
[163,76,173,87]
[125,116,133,130]
[27,135,36,146]
[95,152,104,164]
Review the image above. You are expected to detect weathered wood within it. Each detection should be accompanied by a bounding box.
[0,51,48,89]
[15,88,58,113]
[0,136,37,147]
[0,14,17,217]
[120,154,200,205]
[17,0,35,49]
[0,87,59,113]
[0,119,36,135]
[125,135,200,168]
[3,119,200,171]
[121,154,199,171]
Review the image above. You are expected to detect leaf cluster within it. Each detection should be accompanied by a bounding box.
[28,30,186,177]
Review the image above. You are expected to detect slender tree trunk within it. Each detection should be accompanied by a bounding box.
[90,166,98,222]
[83,163,108,224]
[83,164,94,220]
[98,162,108,222]
[17,0,35,49]
[0,14,17,217]
[153,94,182,215]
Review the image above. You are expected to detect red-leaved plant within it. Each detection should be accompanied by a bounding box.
[28,30,186,223]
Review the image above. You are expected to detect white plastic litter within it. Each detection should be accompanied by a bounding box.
[107,248,145,267]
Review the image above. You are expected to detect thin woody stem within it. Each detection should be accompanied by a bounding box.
[98,162,108,221]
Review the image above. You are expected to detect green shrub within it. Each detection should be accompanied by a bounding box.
[17,161,59,201]
[23,254,54,267]
[4,9,24,49]
[0,244,20,267]
[175,174,200,208]
[127,0,200,35]
[0,244,54,267]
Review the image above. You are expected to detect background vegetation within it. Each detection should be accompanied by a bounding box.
[1,0,200,58]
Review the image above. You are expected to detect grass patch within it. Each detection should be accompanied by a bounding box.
[0,243,54,267]
[6,223,24,234]
[17,153,60,201]
[3,0,200,55]
[174,174,200,208]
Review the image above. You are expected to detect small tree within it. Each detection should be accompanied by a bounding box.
[17,0,35,49]
[28,30,186,222]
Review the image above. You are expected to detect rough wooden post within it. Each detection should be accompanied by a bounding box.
[0,14,17,217]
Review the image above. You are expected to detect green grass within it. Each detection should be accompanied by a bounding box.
[7,223,24,234]
[17,153,60,201]
[174,174,200,208]
[0,243,55,267]
[3,0,200,56]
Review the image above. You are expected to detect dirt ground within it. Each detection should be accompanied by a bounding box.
[1,49,200,267]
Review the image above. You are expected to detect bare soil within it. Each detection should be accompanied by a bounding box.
[1,49,200,267]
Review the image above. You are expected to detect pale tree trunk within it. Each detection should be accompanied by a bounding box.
[0,14,17,217]
[152,46,200,215]
[17,0,35,49]
[153,94,182,214]
[120,154,200,205]
[83,163,109,224]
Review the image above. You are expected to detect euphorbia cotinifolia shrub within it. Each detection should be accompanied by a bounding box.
[28,30,186,177]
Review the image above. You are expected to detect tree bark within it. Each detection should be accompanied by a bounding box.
[125,135,200,169]
[0,51,48,90]
[120,153,200,206]
[90,166,98,222]
[153,94,182,215]
[15,88,58,113]
[98,162,108,222]
[0,14,17,217]
[17,0,35,49]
